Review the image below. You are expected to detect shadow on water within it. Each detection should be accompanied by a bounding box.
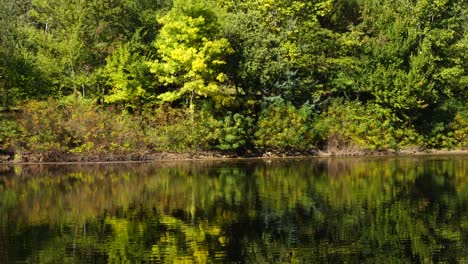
[0,156,467,263]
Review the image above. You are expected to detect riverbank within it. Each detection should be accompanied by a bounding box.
[1,149,467,164]
[1,97,466,164]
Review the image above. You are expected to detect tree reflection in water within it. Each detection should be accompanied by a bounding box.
[0,156,467,263]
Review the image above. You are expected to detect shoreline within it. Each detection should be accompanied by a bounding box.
[1,149,467,164]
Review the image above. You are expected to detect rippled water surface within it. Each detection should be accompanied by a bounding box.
[1,155,468,263]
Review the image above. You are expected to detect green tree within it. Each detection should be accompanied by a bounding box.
[23,0,91,95]
[4,0,172,101]
[100,40,154,108]
[0,0,50,106]
[222,0,356,106]
[87,0,173,100]
[352,0,467,114]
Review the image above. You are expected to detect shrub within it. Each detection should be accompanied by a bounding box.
[0,113,18,151]
[313,99,419,152]
[14,95,146,154]
[141,106,221,151]
[254,101,315,151]
[451,113,467,149]
[16,100,65,152]
[140,105,256,152]
[415,100,468,149]
[215,112,254,151]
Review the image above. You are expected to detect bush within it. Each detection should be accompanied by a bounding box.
[451,113,467,149]
[14,95,146,154]
[313,99,420,152]
[215,112,254,151]
[143,107,254,152]
[254,101,315,151]
[5,96,464,158]
[415,100,468,149]
[16,100,64,152]
[0,113,18,151]
[142,107,219,151]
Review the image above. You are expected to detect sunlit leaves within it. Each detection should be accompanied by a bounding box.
[148,2,233,108]
[255,101,315,151]
[101,43,153,106]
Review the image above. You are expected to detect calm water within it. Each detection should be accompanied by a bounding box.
[0,156,467,263]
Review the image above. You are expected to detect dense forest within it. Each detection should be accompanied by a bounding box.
[0,0,467,160]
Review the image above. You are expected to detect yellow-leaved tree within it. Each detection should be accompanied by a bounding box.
[148,0,233,112]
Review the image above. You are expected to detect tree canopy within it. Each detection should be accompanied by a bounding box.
[0,0,466,154]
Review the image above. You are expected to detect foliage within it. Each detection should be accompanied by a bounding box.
[215,112,255,151]
[14,96,146,154]
[416,100,468,149]
[0,114,18,150]
[142,107,253,152]
[255,100,315,151]
[0,0,466,154]
[314,99,420,151]
[140,106,218,151]
[148,0,233,109]
[351,0,467,115]
[0,0,172,104]
[101,42,154,107]
[451,112,468,149]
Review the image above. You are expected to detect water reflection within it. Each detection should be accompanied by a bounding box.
[0,156,467,263]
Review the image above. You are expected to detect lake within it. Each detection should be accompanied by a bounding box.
[1,155,467,263]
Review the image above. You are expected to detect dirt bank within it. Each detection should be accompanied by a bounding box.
[0,148,467,164]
